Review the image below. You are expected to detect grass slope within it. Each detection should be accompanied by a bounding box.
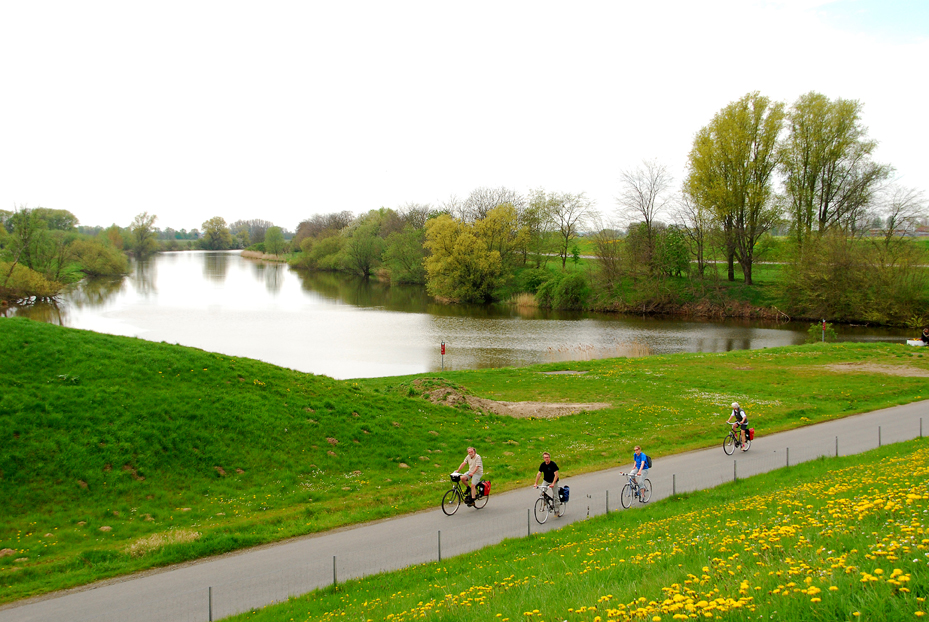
[2,317,929,602]
[228,439,929,622]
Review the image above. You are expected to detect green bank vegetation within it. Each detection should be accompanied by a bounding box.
[2,318,929,602]
[9,91,928,325]
[225,439,929,622]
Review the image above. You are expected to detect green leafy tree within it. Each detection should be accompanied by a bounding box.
[129,212,159,257]
[525,189,559,266]
[102,224,125,250]
[200,217,234,250]
[32,208,78,231]
[264,226,286,255]
[653,225,689,277]
[5,208,47,272]
[342,222,383,277]
[70,239,129,276]
[472,203,530,271]
[382,226,427,284]
[424,214,502,302]
[686,91,785,285]
[781,92,891,247]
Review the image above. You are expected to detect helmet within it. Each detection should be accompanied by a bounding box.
[731,402,740,408]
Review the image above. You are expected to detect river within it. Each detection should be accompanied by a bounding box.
[2,251,914,379]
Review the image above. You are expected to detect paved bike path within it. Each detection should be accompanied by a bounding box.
[2,400,927,622]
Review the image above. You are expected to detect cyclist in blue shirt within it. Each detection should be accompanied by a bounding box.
[631,445,649,493]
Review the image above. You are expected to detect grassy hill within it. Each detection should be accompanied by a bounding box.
[2,317,929,602]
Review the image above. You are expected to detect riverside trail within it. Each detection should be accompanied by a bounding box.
[2,400,926,622]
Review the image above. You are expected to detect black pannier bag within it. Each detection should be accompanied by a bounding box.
[559,485,569,502]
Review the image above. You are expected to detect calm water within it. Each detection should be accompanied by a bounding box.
[3,251,913,379]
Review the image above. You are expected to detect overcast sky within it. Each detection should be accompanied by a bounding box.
[2,0,926,233]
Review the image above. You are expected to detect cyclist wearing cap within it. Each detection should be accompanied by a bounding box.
[726,402,749,451]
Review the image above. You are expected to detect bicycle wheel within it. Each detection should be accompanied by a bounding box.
[441,489,461,516]
[741,436,751,452]
[473,488,489,509]
[723,432,735,455]
[620,484,634,509]
[534,497,550,524]
[640,479,652,503]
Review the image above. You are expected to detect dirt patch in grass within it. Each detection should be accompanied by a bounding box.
[823,363,929,378]
[414,381,609,419]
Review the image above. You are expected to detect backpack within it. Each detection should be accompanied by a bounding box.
[645,455,652,469]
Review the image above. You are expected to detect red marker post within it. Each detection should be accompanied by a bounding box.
[441,341,446,371]
[822,319,826,343]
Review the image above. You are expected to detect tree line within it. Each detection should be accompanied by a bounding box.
[5,90,926,324]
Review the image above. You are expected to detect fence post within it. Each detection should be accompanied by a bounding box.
[734,460,737,481]
[879,426,882,447]
[673,473,676,496]
[787,447,790,468]
[921,417,923,438]
[528,508,531,536]
[333,556,337,586]
[606,489,609,514]
[438,530,441,562]
[209,586,212,622]
[836,436,839,457]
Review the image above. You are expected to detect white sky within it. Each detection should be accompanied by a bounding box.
[1,0,926,233]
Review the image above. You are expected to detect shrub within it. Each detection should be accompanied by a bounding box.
[552,271,589,310]
[70,239,129,276]
[805,321,838,344]
[0,261,63,299]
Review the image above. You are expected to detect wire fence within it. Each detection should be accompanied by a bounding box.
[42,415,925,622]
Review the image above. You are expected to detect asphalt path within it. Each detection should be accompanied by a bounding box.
[2,400,927,622]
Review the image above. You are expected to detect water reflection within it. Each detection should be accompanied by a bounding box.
[1,298,68,325]
[66,277,126,309]
[247,260,285,294]
[203,252,230,283]
[1,251,915,379]
[131,258,157,297]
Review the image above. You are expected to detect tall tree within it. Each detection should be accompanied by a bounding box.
[551,192,595,270]
[617,159,672,268]
[264,226,286,255]
[686,92,785,285]
[780,92,891,247]
[674,190,714,278]
[200,217,233,250]
[129,212,158,257]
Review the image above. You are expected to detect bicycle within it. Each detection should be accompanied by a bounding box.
[723,424,751,455]
[441,472,489,515]
[533,484,567,524]
[618,471,651,508]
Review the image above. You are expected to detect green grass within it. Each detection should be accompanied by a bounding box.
[2,317,929,602]
[223,439,929,622]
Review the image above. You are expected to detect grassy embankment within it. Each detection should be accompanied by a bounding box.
[227,439,929,622]
[2,317,929,603]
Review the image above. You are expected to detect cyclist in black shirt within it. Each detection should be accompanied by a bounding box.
[533,452,561,514]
